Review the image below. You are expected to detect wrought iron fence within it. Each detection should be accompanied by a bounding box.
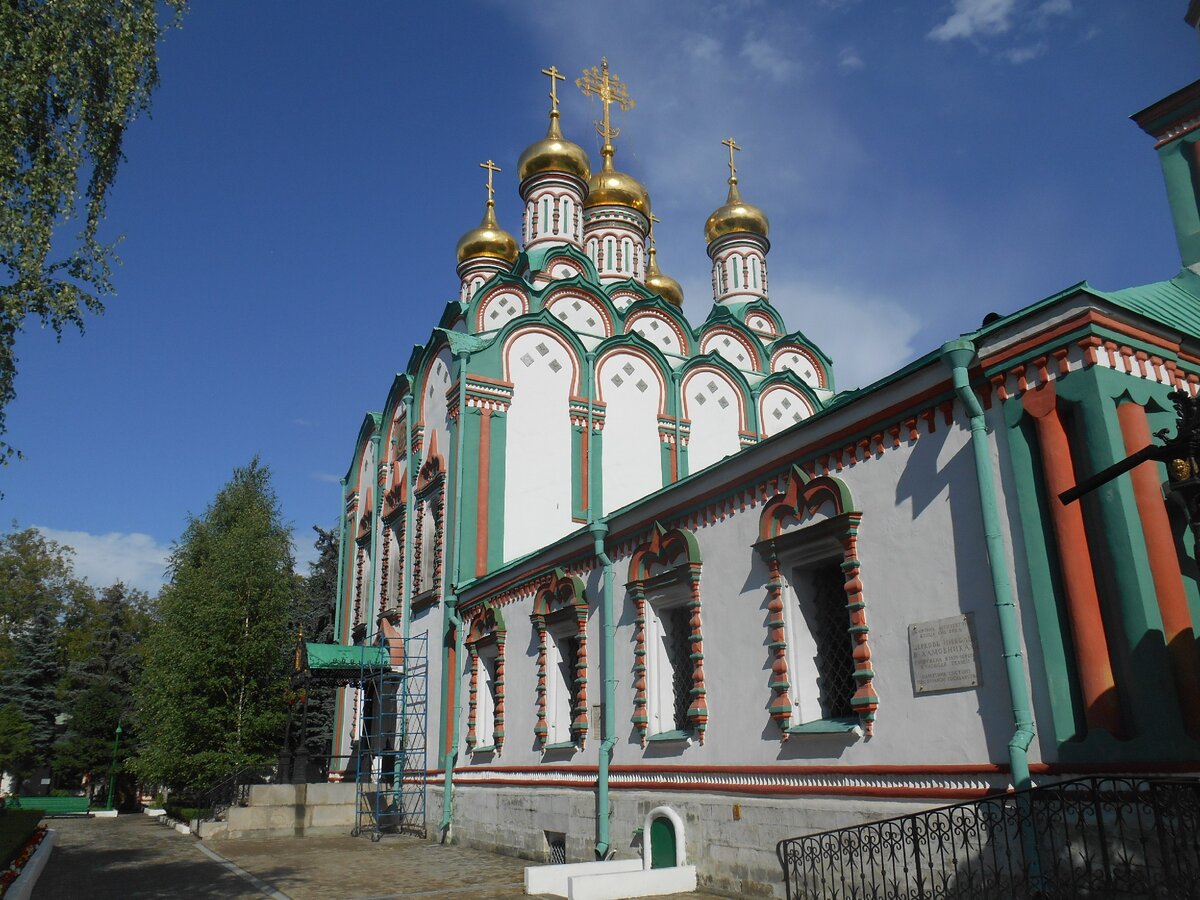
[777,776,1200,899]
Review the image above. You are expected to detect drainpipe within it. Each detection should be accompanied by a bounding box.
[440,350,470,834]
[940,339,1035,790]
[591,522,616,859]
[366,433,383,630]
[402,392,416,645]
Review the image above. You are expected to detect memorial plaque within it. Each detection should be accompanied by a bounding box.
[909,614,980,694]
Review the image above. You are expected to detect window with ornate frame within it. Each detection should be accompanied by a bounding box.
[411,442,445,613]
[757,465,878,738]
[532,568,589,751]
[465,602,506,754]
[627,524,706,747]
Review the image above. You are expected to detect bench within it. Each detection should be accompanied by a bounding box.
[7,796,92,817]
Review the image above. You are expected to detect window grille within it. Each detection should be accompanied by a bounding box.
[666,606,693,730]
[546,831,567,865]
[810,563,855,718]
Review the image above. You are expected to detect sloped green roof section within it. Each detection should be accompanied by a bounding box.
[304,642,390,673]
[1092,268,1200,336]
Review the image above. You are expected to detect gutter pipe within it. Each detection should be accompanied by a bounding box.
[940,339,1035,790]
[366,432,383,630]
[402,392,416,644]
[590,521,616,859]
[440,351,470,834]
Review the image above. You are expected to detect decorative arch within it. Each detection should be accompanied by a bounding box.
[757,465,877,737]
[625,308,689,357]
[757,384,815,438]
[531,568,590,749]
[465,601,507,753]
[700,325,764,372]
[626,523,707,745]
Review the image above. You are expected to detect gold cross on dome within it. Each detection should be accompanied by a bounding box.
[577,57,634,146]
[649,212,661,249]
[722,137,741,182]
[541,65,566,113]
[480,159,501,203]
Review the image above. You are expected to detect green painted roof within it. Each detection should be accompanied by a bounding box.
[1093,268,1200,336]
[303,642,389,673]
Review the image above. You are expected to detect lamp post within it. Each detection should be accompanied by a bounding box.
[106,723,123,812]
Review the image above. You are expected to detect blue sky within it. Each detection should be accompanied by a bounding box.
[5,1,1198,592]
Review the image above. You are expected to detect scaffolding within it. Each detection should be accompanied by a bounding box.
[353,629,428,841]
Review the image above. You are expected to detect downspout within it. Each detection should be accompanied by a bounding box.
[402,392,415,645]
[440,350,470,834]
[366,433,383,631]
[590,522,616,859]
[941,339,1035,790]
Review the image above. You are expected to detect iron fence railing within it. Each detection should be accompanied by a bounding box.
[777,776,1200,899]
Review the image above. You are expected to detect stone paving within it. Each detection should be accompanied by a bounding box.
[32,814,721,899]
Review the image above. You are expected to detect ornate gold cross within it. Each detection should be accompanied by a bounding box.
[649,212,661,250]
[722,137,741,182]
[480,159,501,203]
[541,65,566,113]
[577,57,634,146]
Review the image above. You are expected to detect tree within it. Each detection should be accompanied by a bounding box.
[55,582,148,797]
[134,459,296,790]
[295,526,338,760]
[5,602,61,766]
[0,0,186,460]
[0,526,89,672]
[0,704,35,791]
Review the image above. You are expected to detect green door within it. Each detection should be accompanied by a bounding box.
[649,815,675,869]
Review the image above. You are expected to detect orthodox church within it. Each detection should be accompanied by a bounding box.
[327,58,1200,896]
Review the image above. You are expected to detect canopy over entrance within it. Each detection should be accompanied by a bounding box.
[295,642,392,685]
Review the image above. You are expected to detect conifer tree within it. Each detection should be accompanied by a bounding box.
[55,582,147,795]
[6,602,61,764]
[297,526,338,760]
[134,459,296,790]
[0,704,35,792]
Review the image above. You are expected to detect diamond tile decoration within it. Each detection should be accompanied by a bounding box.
[548,359,563,373]
[773,409,783,420]
[572,300,582,311]
[586,317,597,328]
[536,342,550,357]
[521,353,535,368]
[635,379,648,393]
[623,362,635,376]
[612,374,624,387]
[781,397,792,409]
[694,393,707,405]
[707,381,719,394]
[489,309,501,321]
[558,312,569,321]
[717,397,730,409]
[649,319,661,331]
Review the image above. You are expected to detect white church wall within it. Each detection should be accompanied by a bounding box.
[503,329,577,561]
[682,369,743,473]
[598,351,664,514]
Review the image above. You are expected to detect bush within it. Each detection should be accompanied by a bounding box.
[0,809,44,868]
[163,803,210,823]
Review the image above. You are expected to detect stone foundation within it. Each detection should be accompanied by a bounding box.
[198,782,357,840]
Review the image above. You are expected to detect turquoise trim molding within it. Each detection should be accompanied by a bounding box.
[787,717,858,735]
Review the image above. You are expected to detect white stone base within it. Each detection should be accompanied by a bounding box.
[6,829,56,900]
[525,858,643,896]
[568,865,696,900]
[93,809,119,818]
[144,807,166,816]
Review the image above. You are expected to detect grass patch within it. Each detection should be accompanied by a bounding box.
[0,809,44,869]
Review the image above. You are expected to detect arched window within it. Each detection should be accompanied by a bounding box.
[541,198,549,236]
[606,238,614,270]
[561,198,571,237]
[622,239,632,273]
[752,258,760,289]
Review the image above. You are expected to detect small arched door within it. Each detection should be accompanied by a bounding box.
[649,815,676,869]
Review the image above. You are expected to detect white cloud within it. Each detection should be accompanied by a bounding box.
[838,47,864,71]
[999,42,1046,64]
[769,280,924,389]
[929,0,1018,42]
[34,526,169,594]
[311,471,342,484]
[740,34,799,82]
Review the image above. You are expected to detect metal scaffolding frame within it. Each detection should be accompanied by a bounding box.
[352,629,428,841]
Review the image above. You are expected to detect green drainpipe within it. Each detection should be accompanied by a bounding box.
[366,433,383,629]
[591,522,616,859]
[440,350,470,835]
[402,392,416,645]
[941,339,1035,790]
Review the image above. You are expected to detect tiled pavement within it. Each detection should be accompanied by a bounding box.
[33,815,721,899]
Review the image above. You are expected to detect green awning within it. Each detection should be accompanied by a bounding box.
[302,642,391,677]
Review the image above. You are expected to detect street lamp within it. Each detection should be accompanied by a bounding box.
[106,723,123,812]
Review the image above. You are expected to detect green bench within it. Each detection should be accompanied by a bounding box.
[8,795,92,816]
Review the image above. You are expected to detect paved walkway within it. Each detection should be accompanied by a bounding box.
[33,815,720,899]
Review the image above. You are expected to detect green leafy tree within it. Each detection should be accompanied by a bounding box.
[135,459,296,790]
[0,0,185,460]
[55,582,148,798]
[0,703,35,792]
[5,602,61,765]
[0,526,89,672]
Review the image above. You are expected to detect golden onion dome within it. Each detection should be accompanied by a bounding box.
[517,112,591,183]
[704,179,769,244]
[585,146,650,214]
[644,247,683,307]
[455,201,519,265]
